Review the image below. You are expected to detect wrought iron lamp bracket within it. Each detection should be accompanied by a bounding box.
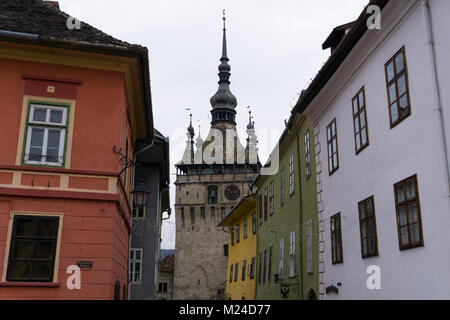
[113,146,137,177]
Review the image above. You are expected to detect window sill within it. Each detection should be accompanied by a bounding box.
[0,281,61,287]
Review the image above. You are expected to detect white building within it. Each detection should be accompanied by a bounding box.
[295,0,450,299]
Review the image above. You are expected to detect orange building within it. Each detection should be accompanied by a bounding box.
[0,1,154,299]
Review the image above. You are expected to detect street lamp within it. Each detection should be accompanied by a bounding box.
[131,180,150,208]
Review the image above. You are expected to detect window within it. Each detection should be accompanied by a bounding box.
[234,263,239,282]
[200,207,206,223]
[208,186,218,204]
[132,198,146,219]
[358,196,379,258]
[190,207,195,226]
[264,188,268,221]
[211,207,216,222]
[289,152,295,195]
[158,282,168,293]
[352,87,369,154]
[269,181,274,215]
[241,260,246,281]
[180,207,185,228]
[327,119,339,174]
[394,175,424,250]
[304,129,311,178]
[306,220,313,274]
[280,167,285,205]
[6,215,59,282]
[268,246,273,282]
[130,248,143,284]
[258,252,263,284]
[330,213,343,264]
[231,227,235,246]
[243,218,248,239]
[221,207,225,219]
[289,232,297,277]
[230,264,233,283]
[258,195,263,225]
[236,223,240,243]
[263,249,267,283]
[23,103,68,166]
[250,257,256,279]
[385,47,411,127]
[279,238,284,279]
[252,212,256,234]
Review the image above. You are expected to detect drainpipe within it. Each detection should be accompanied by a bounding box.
[420,2,450,208]
[293,123,305,301]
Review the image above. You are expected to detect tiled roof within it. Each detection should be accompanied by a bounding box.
[159,255,174,273]
[0,0,143,49]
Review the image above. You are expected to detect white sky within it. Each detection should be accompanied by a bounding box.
[57,0,368,249]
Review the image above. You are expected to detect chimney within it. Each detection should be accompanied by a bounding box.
[45,1,60,10]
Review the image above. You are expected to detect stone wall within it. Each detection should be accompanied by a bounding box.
[173,172,257,300]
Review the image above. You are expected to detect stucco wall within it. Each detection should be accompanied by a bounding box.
[305,0,450,299]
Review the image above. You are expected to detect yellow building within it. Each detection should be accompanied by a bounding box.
[218,194,257,300]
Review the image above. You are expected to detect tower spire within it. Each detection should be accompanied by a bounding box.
[210,10,237,125]
[221,10,228,60]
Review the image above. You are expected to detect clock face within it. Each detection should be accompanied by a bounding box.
[224,185,240,201]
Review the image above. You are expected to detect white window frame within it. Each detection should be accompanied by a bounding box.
[306,220,313,274]
[289,152,295,195]
[279,238,284,279]
[24,104,68,166]
[130,248,143,284]
[304,129,311,178]
[289,231,297,277]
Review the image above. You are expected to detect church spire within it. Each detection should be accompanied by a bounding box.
[180,113,195,164]
[210,10,237,125]
[246,109,258,164]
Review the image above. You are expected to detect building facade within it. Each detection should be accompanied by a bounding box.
[157,254,174,300]
[254,113,319,300]
[296,0,450,299]
[173,15,260,300]
[0,0,154,299]
[218,194,257,300]
[129,132,170,300]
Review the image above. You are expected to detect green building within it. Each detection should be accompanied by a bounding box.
[254,113,318,300]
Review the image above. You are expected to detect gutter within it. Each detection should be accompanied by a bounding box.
[0,30,39,40]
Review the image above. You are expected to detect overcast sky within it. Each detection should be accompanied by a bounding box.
[58,0,368,249]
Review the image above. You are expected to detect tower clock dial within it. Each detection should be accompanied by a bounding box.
[224,185,240,201]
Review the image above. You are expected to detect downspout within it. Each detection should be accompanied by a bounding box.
[421,2,450,202]
[292,123,305,300]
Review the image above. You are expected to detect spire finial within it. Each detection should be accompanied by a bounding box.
[187,113,195,139]
[220,10,228,61]
[222,9,226,29]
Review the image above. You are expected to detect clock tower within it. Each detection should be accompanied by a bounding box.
[173,13,261,300]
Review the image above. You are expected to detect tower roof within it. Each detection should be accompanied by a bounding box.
[209,12,237,113]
